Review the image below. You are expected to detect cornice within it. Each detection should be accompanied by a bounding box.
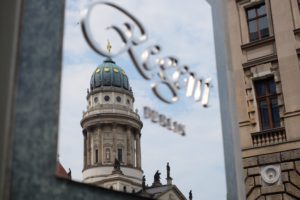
[242,54,277,69]
[241,36,275,50]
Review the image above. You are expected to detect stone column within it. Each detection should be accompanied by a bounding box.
[87,130,91,166]
[112,124,116,161]
[126,127,132,166]
[98,127,102,164]
[136,131,141,169]
[83,132,87,169]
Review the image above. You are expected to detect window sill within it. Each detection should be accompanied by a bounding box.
[241,36,275,50]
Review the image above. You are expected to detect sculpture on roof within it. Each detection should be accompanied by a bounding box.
[167,162,170,178]
[154,170,161,183]
[189,190,193,200]
[113,158,121,171]
[142,175,146,189]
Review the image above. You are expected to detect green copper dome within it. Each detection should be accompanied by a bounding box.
[90,58,130,91]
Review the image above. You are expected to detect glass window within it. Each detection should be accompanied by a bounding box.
[254,77,281,130]
[247,8,256,19]
[116,96,121,102]
[246,3,269,42]
[249,20,258,41]
[104,95,110,102]
[105,148,110,160]
[95,149,98,163]
[117,148,123,162]
[257,4,266,16]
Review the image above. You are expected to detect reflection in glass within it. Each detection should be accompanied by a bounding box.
[254,77,280,130]
[58,1,225,199]
[259,100,270,130]
[259,17,269,39]
[257,4,266,16]
[246,3,269,42]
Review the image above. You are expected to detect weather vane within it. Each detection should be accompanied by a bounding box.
[107,40,112,53]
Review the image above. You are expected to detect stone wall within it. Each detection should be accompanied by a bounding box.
[244,149,300,200]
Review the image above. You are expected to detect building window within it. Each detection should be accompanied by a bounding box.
[105,148,111,161]
[246,3,269,41]
[104,95,110,102]
[95,149,98,163]
[117,148,123,162]
[254,77,280,130]
[116,96,121,102]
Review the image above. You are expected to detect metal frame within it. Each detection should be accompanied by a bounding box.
[0,0,245,199]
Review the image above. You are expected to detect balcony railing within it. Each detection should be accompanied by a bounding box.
[251,127,286,147]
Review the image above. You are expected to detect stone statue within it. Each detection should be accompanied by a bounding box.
[67,168,72,178]
[167,162,170,178]
[142,175,146,189]
[189,190,193,200]
[154,170,161,183]
[113,158,121,171]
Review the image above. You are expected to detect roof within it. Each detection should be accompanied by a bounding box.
[90,58,130,91]
[139,184,187,200]
[56,161,71,179]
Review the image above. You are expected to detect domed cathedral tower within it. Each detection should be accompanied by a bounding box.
[81,57,143,193]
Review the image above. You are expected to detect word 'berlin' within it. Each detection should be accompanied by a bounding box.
[143,106,186,136]
[81,2,211,107]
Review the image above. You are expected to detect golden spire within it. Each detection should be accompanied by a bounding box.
[107,40,112,53]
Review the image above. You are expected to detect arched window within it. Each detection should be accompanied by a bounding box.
[117,148,123,162]
[105,148,111,161]
[95,149,98,163]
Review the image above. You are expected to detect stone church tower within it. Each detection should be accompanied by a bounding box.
[81,57,143,193]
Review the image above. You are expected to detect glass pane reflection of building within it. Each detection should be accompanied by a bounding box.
[80,57,190,200]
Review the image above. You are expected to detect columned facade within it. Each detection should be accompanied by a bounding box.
[81,58,143,192]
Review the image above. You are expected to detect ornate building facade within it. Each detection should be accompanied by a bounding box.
[80,57,189,200]
[226,0,300,199]
[81,58,143,192]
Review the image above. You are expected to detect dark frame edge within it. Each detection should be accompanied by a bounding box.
[0,1,22,200]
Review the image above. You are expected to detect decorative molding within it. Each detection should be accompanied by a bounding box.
[87,86,134,100]
[284,110,300,118]
[294,28,300,35]
[260,165,281,185]
[239,120,252,127]
[241,36,275,50]
[243,54,278,69]
[251,127,286,147]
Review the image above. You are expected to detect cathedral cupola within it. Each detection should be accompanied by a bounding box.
[90,58,131,91]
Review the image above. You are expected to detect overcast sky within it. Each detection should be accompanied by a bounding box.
[58,0,227,199]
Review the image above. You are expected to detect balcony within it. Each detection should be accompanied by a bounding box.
[251,127,286,147]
